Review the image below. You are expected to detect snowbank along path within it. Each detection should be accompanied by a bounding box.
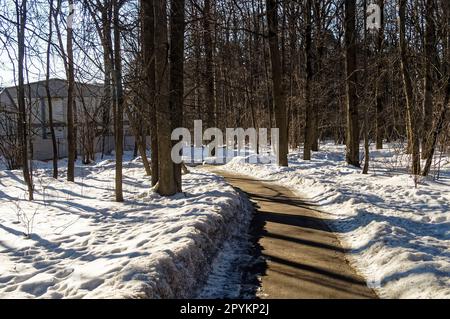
[0,156,253,298]
[220,143,450,298]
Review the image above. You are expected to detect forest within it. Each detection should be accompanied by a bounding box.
[0,0,449,300]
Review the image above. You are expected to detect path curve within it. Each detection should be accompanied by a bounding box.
[208,168,378,299]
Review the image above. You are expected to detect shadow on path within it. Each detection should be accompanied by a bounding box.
[209,169,378,299]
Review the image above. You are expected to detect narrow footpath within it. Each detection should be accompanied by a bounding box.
[209,169,378,299]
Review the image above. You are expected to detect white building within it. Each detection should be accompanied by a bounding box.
[0,79,118,161]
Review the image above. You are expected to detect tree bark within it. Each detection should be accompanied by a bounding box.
[83,0,113,159]
[169,0,185,192]
[303,0,313,160]
[16,0,33,200]
[422,0,437,159]
[422,80,449,176]
[422,0,449,176]
[154,0,177,196]
[344,0,360,167]
[375,0,385,150]
[362,0,370,174]
[142,0,159,186]
[266,0,288,166]
[66,0,76,182]
[399,0,421,175]
[113,0,124,201]
[46,0,58,179]
[101,1,113,158]
[204,0,217,129]
[311,0,324,152]
[124,104,152,176]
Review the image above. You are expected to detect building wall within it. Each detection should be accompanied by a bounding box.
[1,79,139,162]
[32,135,116,161]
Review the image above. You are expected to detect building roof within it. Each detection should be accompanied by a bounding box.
[0,79,103,107]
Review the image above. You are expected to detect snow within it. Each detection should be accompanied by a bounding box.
[195,188,262,299]
[222,142,450,299]
[0,153,251,298]
[195,224,250,298]
[1,142,448,299]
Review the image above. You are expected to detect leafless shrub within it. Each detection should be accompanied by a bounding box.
[11,194,39,238]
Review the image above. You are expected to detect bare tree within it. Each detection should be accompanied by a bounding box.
[362,0,370,174]
[266,0,288,166]
[154,0,176,195]
[66,0,76,182]
[344,0,360,167]
[422,0,437,159]
[16,0,34,200]
[203,0,217,130]
[303,0,313,160]
[169,0,185,192]
[422,0,449,176]
[45,0,58,179]
[113,0,124,202]
[375,0,385,150]
[141,0,159,186]
[399,0,421,175]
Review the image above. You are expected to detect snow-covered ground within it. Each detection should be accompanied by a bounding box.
[222,142,450,299]
[1,143,448,299]
[0,153,251,298]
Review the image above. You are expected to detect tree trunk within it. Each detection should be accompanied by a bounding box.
[101,1,113,158]
[46,0,58,179]
[124,104,152,176]
[16,0,33,200]
[422,81,449,176]
[113,0,124,202]
[154,0,177,196]
[266,0,288,166]
[303,0,313,160]
[66,0,76,182]
[399,0,421,175]
[422,0,437,159]
[344,0,360,167]
[142,0,159,186]
[422,0,449,176]
[204,0,217,129]
[375,0,385,150]
[311,1,323,152]
[169,0,185,192]
[362,0,370,174]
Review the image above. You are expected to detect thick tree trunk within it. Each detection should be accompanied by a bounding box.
[266,0,288,166]
[101,2,113,158]
[344,0,360,167]
[154,0,177,196]
[113,0,124,202]
[16,0,33,200]
[66,0,76,182]
[399,0,421,175]
[169,0,185,192]
[142,0,159,186]
[362,0,370,174]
